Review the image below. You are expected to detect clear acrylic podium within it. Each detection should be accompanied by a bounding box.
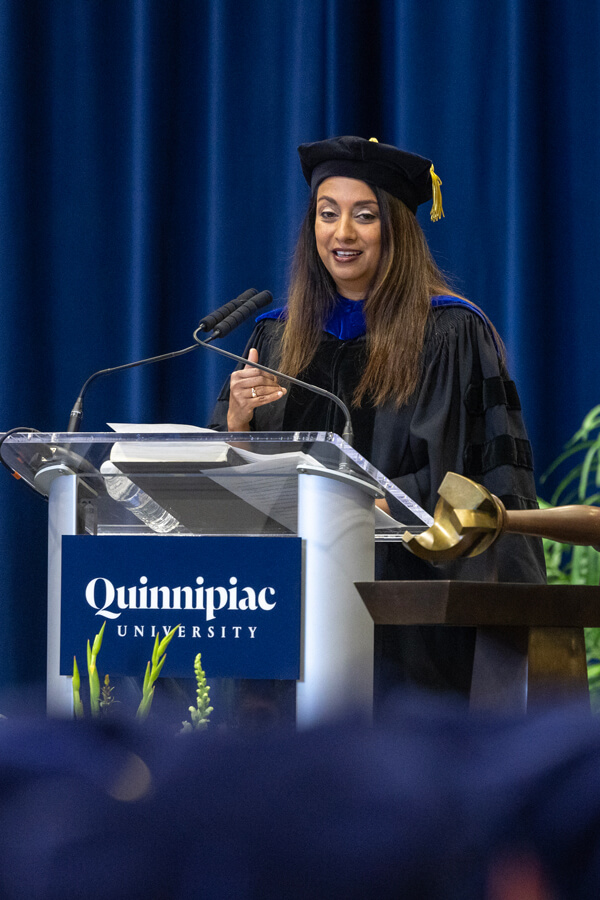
[1,430,416,726]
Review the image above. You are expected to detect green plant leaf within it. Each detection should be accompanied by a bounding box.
[142,660,152,694]
[157,624,180,657]
[580,442,600,499]
[150,652,167,684]
[541,442,594,485]
[151,634,160,668]
[91,622,106,659]
[72,655,80,692]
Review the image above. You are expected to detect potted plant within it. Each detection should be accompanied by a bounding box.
[538,405,600,708]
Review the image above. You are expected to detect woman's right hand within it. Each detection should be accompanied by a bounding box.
[226,348,287,431]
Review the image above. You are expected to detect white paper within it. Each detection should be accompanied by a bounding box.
[107,423,229,464]
[104,422,405,531]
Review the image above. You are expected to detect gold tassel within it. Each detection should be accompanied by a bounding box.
[369,137,378,142]
[430,164,444,222]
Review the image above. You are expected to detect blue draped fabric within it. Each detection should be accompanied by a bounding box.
[0,0,598,692]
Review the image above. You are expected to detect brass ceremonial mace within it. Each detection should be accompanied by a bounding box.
[402,472,600,561]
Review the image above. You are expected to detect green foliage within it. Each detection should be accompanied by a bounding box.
[538,406,600,708]
[71,627,213,728]
[180,653,213,734]
[72,622,106,718]
[72,624,184,723]
[541,405,600,506]
[72,655,84,719]
[100,674,116,714]
[539,406,600,587]
[87,622,106,716]
[136,626,181,721]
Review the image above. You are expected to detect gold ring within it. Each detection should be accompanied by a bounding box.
[251,387,257,399]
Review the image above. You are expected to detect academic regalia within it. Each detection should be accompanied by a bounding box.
[210,298,546,695]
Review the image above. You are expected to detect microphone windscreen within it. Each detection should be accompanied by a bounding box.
[214,291,273,338]
[197,288,258,332]
[249,290,273,311]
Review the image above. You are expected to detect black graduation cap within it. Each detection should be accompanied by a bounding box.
[297,135,444,221]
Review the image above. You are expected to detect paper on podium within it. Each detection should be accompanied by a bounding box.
[105,423,403,534]
[107,423,230,464]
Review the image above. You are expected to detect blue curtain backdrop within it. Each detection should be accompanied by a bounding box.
[0,0,598,695]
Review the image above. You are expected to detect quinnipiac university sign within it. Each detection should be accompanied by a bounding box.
[60,535,302,679]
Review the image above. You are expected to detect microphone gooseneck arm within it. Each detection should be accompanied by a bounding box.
[67,288,261,433]
[193,326,355,447]
[67,343,201,432]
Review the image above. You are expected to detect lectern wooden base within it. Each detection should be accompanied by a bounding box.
[356,581,600,713]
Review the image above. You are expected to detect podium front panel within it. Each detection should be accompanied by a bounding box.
[1,431,420,722]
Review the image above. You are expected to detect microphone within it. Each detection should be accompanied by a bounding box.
[193,300,355,447]
[196,288,258,333]
[204,290,274,342]
[66,289,260,433]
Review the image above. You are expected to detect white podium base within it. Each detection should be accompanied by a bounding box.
[45,468,76,717]
[296,468,377,728]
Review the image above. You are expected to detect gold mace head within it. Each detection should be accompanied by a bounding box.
[402,472,505,562]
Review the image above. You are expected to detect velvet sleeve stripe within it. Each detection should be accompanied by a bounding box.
[464,435,534,476]
[464,377,521,415]
[497,493,541,511]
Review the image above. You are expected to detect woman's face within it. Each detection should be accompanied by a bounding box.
[314,176,382,300]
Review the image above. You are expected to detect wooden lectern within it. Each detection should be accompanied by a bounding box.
[356,580,600,712]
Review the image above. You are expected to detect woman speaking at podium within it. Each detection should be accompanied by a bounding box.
[210,135,545,695]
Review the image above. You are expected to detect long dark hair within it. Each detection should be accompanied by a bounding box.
[279,184,498,407]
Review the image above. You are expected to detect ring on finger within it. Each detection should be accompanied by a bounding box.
[251,387,257,399]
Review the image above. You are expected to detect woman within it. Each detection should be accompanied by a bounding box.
[211,135,545,695]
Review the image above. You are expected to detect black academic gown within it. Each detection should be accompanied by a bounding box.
[210,305,546,695]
